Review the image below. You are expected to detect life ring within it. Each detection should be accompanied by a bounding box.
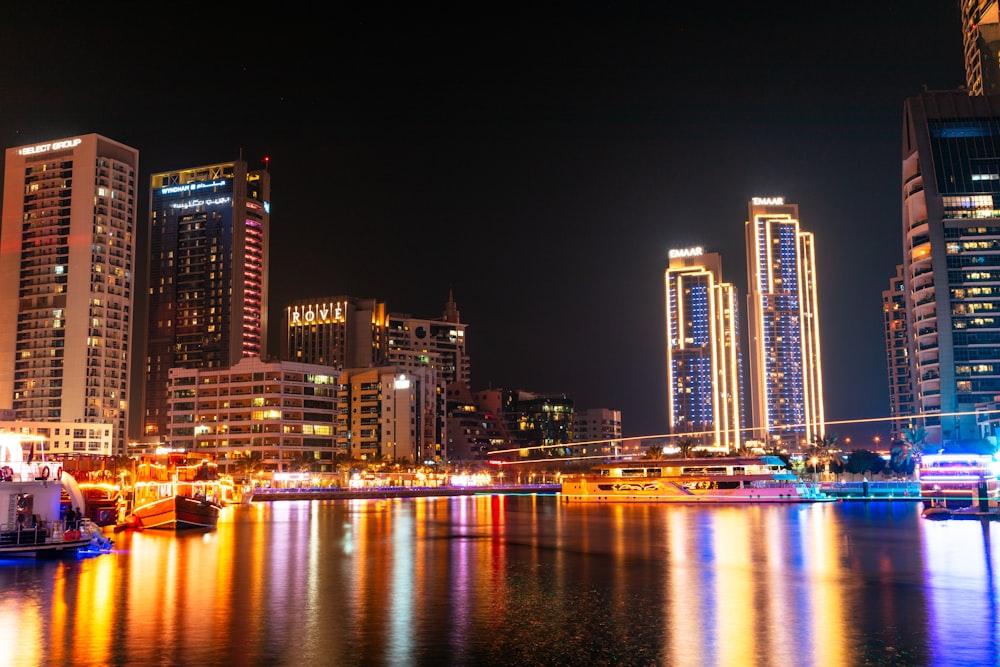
[40,466,50,480]
[56,467,62,480]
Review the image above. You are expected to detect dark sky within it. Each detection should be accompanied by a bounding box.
[0,4,969,442]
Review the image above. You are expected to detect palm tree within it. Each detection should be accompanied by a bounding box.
[675,436,696,458]
[805,433,838,479]
[643,445,665,460]
[892,425,927,475]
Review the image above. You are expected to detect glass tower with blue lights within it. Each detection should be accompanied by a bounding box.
[744,198,825,451]
[665,248,743,452]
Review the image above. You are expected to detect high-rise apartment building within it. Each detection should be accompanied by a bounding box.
[0,134,139,455]
[143,160,269,441]
[744,197,825,450]
[664,247,743,452]
[960,1,1000,94]
[901,91,1000,445]
[882,265,915,443]
[386,291,470,390]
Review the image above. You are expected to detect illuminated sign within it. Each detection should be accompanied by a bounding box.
[17,137,82,155]
[288,302,346,325]
[669,246,704,259]
[169,196,232,210]
[752,196,785,206]
[160,179,229,195]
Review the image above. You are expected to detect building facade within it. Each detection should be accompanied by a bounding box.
[166,357,339,475]
[143,160,270,441]
[882,264,915,443]
[281,296,387,368]
[744,197,825,450]
[961,0,1000,95]
[0,134,139,455]
[571,407,623,454]
[386,290,470,390]
[901,91,1000,445]
[664,247,743,452]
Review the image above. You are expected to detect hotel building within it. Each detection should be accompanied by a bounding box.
[744,197,825,450]
[282,296,387,368]
[960,0,1000,95]
[664,248,743,452]
[901,91,1000,445]
[572,407,623,454]
[143,160,269,442]
[0,134,138,455]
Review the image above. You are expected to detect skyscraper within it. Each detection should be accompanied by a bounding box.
[882,265,915,444]
[664,247,743,452]
[0,134,139,454]
[901,91,1000,445]
[960,0,1000,94]
[143,160,269,441]
[744,197,825,450]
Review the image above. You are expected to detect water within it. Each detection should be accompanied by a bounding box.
[1,495,997,667]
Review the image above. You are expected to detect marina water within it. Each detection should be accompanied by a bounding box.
[2,495,997,666]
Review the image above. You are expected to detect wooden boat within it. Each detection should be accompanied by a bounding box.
[77,471,123,527]
[121,450,235,530]
[560,455,833,503]
[0,435,112,558]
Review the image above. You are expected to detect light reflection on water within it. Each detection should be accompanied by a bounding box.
[0,496,996,666]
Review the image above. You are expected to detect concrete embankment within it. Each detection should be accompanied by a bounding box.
[247,484,561,502]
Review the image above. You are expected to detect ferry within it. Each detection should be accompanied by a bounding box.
[917,453,999,514]
[560,456,832,503]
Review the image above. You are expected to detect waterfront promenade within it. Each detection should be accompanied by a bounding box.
[246,480,919,502]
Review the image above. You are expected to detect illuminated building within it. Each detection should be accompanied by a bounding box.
[960,0,1000,95]
[282,296,386,368]
[571,407,623,456]
[143,160,269,441]
[0,134,138,455]
[882,265,915,443]
[386,290,470,390]
[901,91,1000,445]
[665,248,743,452]
[744,197,825,450]
[166,357,338,474]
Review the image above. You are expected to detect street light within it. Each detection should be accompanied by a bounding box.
[810,457,819,483]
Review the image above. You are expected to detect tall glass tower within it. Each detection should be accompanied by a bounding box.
[143,160,270,441]
[901,91,1000,445]
[664,248,743,452]
[744,197,825,451]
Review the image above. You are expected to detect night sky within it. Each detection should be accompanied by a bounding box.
[0,5,969,443]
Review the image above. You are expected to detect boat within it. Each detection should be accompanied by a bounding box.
[77,470,123,527]
[121,450,236,530]
[560,455,833,503]
[0,435,113,558]
[917,453,1000,513]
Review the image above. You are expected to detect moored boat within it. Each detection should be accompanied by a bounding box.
[121,450,235,530]
[560,455,832,503]
[0,436,113,558]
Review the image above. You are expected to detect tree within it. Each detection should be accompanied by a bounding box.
[643,445,665,460]
[891,425,927,475]
[675,436,696,458]
[845,449,885,476]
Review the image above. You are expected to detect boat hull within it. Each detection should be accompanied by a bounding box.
[560,479,832,503]
[131,495,221,530]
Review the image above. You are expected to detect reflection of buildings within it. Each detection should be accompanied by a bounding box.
[900,92,1000,445]
[744,197,825,450]
[0,134,138,455]
[664,248,743,452]
[143,160,270,442]
[882,265,915,444]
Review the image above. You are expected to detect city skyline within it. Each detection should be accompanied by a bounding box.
[0,5,969,442]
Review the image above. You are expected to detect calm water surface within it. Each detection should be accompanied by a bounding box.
[1,495,998,667]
